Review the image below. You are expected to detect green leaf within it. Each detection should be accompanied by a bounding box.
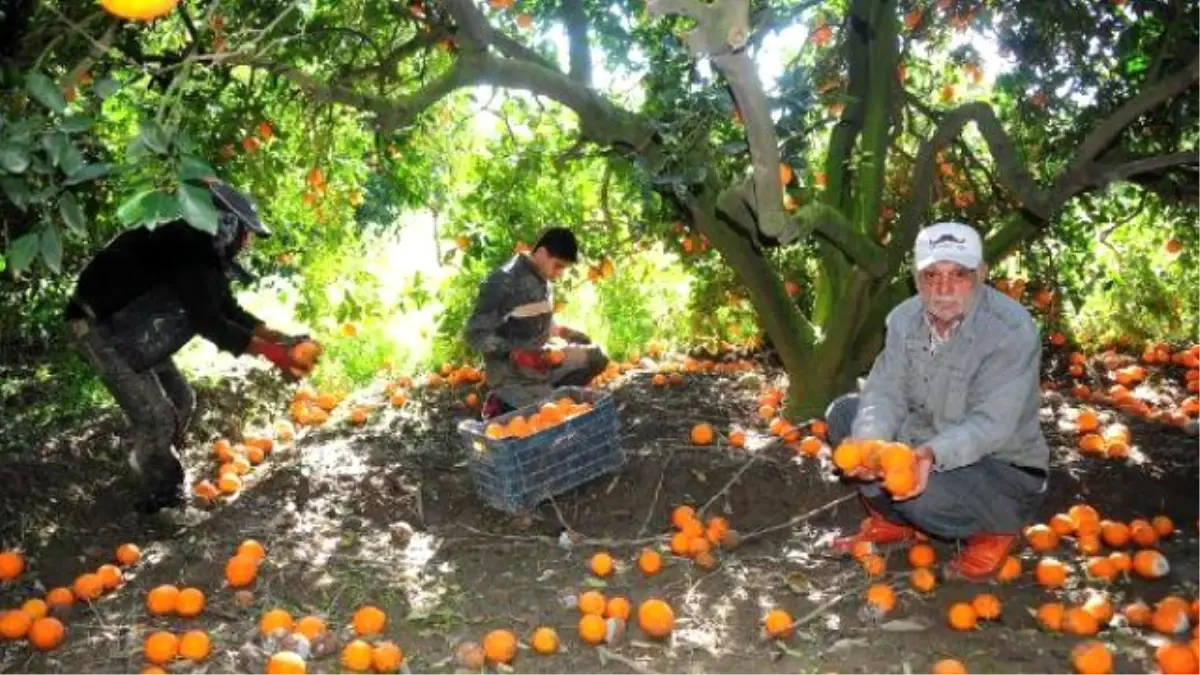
[41,131,69,167]
[0,253,6,274]
[29,184,59,204]
[0,177,30,210]
[58,192,85,234]
[178,155,216,182]
[177,183,219,233]
[126,136,149,161]
[59,115,95,134]
[64,162,111,186]
[117,189,165,226]
[139,119,170,154]
[25,72,67,114]
[0,143,30,173]
[147,192,182,225]
[58,142,85,176]
[8,233,38,274]
[40,224,62,273]
[93,77,121,99]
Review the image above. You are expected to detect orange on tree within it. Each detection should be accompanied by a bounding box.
[100,0,179,21]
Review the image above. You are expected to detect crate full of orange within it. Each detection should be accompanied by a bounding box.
[457,387,624,514]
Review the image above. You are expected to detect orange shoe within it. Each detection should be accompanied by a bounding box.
[945,533,1017,582]
[832,508,923,555]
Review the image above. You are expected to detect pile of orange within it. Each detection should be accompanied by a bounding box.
[484,396,593,441]
[192,433,279,501]
[0,541,152,654]
[1069,407,1134,459]
[289,385,342,426]
[666,505,739,569]
[1054,341,1199,429]
[255,605,403,674]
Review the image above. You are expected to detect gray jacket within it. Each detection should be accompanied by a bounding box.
[851,285,1049,472]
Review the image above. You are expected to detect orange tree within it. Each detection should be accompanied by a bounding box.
[2,0,1196,416]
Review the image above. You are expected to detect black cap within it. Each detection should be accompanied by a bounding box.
[207,180,271,237]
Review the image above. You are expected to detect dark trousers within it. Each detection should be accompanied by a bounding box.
[825,393,1046,538]
[486,344,609,416]
[69,318,193,507]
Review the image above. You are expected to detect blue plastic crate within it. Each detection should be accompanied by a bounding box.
[457,387,624,514]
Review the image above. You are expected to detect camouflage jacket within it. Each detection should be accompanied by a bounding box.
[464,254,554,359]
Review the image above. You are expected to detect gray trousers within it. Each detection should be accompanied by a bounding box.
[825,393,1045,538]
[490,344,609,409]
[69,318,193,502]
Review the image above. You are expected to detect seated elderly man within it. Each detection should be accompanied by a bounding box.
[825,221,1048,581]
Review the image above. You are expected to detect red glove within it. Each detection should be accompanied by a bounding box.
[248,338,304,380]
[510,348,548,373]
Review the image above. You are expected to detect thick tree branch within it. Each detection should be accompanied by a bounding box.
[797,202,889,277]
[1052,55,1199,199]
[561,0,592,86]
[852,0,898,238]
[824,0,871,213]
[489,30,559,72]
[241,54,472,132]
[647,0,796,244]
[1095,151,1198,184]
[891,102,1050,269]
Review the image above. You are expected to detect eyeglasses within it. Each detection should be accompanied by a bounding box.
[919,268,976,285]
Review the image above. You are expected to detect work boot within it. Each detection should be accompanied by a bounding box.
[945,533,1017,582]
[131,452,186,515]
[831,503,924,555]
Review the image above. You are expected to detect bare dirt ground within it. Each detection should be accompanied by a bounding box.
[0,357,1196,674]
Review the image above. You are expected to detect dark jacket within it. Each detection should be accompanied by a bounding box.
[463,254,553,358]
[65,221,261,363]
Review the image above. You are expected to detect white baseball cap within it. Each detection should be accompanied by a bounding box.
[914,221,983,271]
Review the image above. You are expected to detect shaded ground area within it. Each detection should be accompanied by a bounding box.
[0,359,1196,674]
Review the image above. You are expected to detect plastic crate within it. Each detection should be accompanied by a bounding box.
[457,387,624,514]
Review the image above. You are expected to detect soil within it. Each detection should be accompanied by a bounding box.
[0,359,1196,674]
